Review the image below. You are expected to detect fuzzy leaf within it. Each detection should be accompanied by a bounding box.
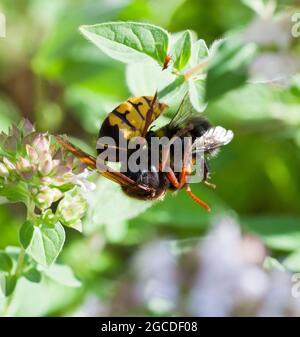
[189,39,209,67]
[79,22,169,65]
[205,38,257,101]
[0,274,17,297]
[23,267,42,283]
[0,251,13,273]
[159,75,187,101]
[171,30,192,70]
[19,220,35,249]
[21,221,65,267]
[41,264,81,288]
[263,257,286,272]
[189,79,207,112]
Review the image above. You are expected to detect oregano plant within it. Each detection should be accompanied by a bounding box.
[79,21,258,110]
[0,120,92,314]
[1,5,298,314]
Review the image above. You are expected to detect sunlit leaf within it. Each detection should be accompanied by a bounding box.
[242,216,300,252]
[23,268,42,283]
[40,264,81,288]
[283,251,300,272]
[171,30,192,71]
[189,39,209,67]
[0,274,17,297]
[126,61,175,96]
[20,221,65,267]
[159,75,187,102]
[263,256,286,272]
[205,38,257,101]
[79,22,169,65]
[188,79,207,112]
[84,178,153,236]
[0,251,13,273]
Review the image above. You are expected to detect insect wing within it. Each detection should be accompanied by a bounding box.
[168,93,198,129]
[192,126,234,153]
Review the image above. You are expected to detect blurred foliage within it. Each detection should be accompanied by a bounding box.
[0,0,300,316]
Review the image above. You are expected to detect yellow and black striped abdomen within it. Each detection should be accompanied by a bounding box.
[97,96,168,161]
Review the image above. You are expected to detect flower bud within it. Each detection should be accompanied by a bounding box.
[16,157,31,172]
[41,209,57,226]
[32,134,50,154]
[38,154,53,176]
[26,144,39,163]
[57,188,87,228]
[3,157,16,171]
[0,162,9,177]
[22,119,35,135]
[34,186,62,210]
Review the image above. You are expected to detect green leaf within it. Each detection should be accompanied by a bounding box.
[171,30,192,70]
[79,22,169,65]
[84,178,153,236]
[205,38,257,101]
[19,220,35,249]
[126,61,175,96]
[263,257,286,272]
[0,181,29,204]
[40,264,81,288]
[129,185,226,229]
[242,216,300,252]
[0,251,13,273]
[0,274,17,297]
[283,251,300,272]
[21,221,65,267]
[23,268,42,283]
[189,79,207,112]
[158,75,187,101]
[189,39,209,67]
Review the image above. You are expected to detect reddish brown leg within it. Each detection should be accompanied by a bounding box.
[159,163,180,189]
[178,136,192,188]
[166,169,180,189]
[185,184,211,212]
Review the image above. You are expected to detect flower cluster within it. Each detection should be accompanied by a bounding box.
[0,119,94,230]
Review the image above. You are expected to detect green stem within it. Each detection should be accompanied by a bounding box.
[2,200,34,316]
[2,248,26,316]
[184,59,209,80]
[15,248,26,279]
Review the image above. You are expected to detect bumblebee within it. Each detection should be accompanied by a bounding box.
[56,94,233,211]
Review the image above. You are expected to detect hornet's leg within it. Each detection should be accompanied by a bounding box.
[203,160,216,189]
[185,184,211,212]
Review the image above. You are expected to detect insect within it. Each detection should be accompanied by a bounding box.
[56,94,233,211]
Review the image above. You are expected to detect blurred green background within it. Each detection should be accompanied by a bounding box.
[0,0,300,316]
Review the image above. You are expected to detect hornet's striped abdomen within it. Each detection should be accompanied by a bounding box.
[98,96,168,161]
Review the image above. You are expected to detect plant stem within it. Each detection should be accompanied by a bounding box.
[3,200,34,316]
[15,248,26,278]
[184,59,209,80]
[2,248,26,316]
